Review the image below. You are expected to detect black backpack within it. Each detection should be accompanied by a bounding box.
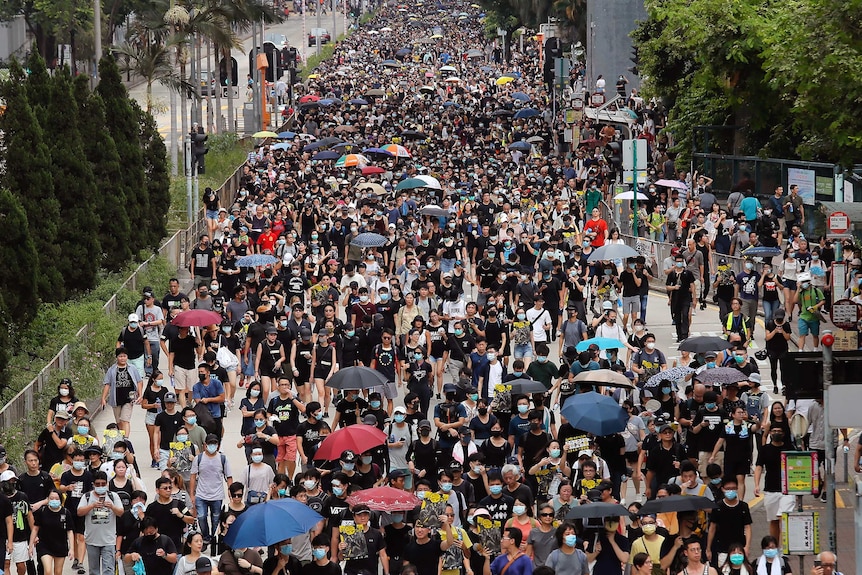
[438,401,460,424]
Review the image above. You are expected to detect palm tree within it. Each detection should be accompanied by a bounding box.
[114,32,193,114]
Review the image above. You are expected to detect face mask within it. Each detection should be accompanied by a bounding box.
[440,482,453,492]
[312,548,327,560]
[454,329,464,336]
[360,295,369,303]
[675,262,684,269]
[518,404,529,414]
[129,322,139,329]
[513,371,523,377]
[487,353,497,361]
[59,388,70,397]
[490,429,502,437]
[254,419,266,428]
[724,489,738,500]
[420,428,431,437]
[346,331,355,338]
[77,426,89,436]
[661,387,671,395]
[251,454,264,463]
[48,500,62,510]
[706,361,716,369]
[94,486,108,495]
[478,407,488,416]
[332,486,344,496]
[280,544,292,556]
[745,262,754,270]
[111,451,124,460]
[705,402,717,410]
[342,463,354,471]
[564,534,577,547]
[641,524,657,535]
[176,434,188,442]
[734,354,745,364]
[369,400,381,409]
[710,478,722,485]
[763,548,778,559]
[199,373,209,381]
[645,343,655,351]
[530,422,541,431]
[187,416,197,426]
[512,505,526,515]
[517,313,526,320]
[801,282,811,289]
[361,456,373,465]
[279,320,288,328]
[250,389,261,398]
[206,444,218,454]
[537,356,548,363]
[489,485,503,495]
[416,491,427,500]
[379,293,390,301]
[550,448,561,458]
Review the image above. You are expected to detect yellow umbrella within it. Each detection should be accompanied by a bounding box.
[495,76,515,86]
[430,34,443,39]
[252,131,278,138]
[470,3,481,6]
[307,73,320,79]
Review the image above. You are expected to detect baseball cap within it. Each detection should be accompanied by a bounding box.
[704,351,717,359]
[195,558,213,573]
[362,414,378,425]
[658,422,674,433]
[0,470,16,482]
[602,301,613,311]
[388,469,408,480]
[443,383,457,394]
[458,427,472,436]
[352,504,371,515]
[774,308,786,319]
[418,419,432,430]
[128,313,139,323]
[393,406,407,414]
[265,325,278,334]
[164,392,177,403]
[205,434,219,445]
[578,449,593,458]
[671,247,681,256]
[300,328,313,340]
[340,450,357,463]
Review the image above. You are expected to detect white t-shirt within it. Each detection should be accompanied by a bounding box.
[526,307,551,342]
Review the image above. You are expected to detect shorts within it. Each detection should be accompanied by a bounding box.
[11,541,33,563]
[782,278,797,291]
[697,450,723,477]
[206,209,219,220]
[798,317,820,336]
[145,412,157,426]
[763,491,796,518]
[70,511,86,534]
[513,343,533,359]
[173,366,196,391]
[373,381,398,400]
[723,458,751,477]
[622,296,641,315]
[428,355,441,364]
[113,402,134,423]
[625,451,640,464]
[243,353,256,377]
[277,435,297,462]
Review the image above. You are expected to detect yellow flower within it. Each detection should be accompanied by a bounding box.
[425,492,442,503]
[494,384,512,393]
[340,525,356,535]
[476,517,493,529]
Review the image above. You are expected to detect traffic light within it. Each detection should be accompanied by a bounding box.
[628,47,639,76]
[192,126,208,174]
[605,142,622,172]
[284,47,298,70]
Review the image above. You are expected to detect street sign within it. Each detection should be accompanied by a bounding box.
[831,261,847,301]
[622,139,647,170]
[590,93,605,106]
[572,97,584,110]
[828,211,850,234]
[781,512,820,555]
[623,171,647,185]
[781,451,819,495]
[830,298,862,330]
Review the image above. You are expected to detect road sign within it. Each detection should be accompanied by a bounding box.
[781,451,819,495]
[828,211,850,234]
[830,298,862,330]
[622,139,647,170]
[781,511,820,555]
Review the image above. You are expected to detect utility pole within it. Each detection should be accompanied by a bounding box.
[821,330,836,553]
[185,134,193,224]
[93,0,102,81]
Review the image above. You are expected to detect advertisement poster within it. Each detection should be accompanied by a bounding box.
[787,168,816,205]
[781,451,819,494]
[815,176,833,201]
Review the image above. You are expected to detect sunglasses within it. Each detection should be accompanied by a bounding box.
[539,512,555,517]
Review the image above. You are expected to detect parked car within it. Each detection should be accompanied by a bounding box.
[266,33,289,50]
[308,28,331,46]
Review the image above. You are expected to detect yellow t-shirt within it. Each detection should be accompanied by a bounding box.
[439,527,473,575]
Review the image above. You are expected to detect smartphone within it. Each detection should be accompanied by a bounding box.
[814,560,821,568]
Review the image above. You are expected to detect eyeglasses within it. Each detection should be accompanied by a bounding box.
[231,493,243,498]
[539,512,555,517]
[159,486,172,490]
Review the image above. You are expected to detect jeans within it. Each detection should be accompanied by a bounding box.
[196,498,222,542]
[639,293,649,322]
[762,299,780,325]
[86,545,114,575]
[148,344,161,376]
[440,258,455,274]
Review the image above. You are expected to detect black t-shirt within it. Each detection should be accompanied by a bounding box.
[343,526,386,575]
[129,533,177,575]
[646,441,687,485]
[595,433,626,474]
[402,537,443,575]
[297,418,331,461]
[755,442,792,492]
[520,431,550,468]
[765,320,791,356]
[334,398,368,428]
[262,554,303,575]
[169,334,199,370]
[17,471,54,507]
[145,500,189,549]
[37,425,74,468]
[33,506,73,553]
[143,384,170,414]
[619,269,643,297]
[692,408,725,451]
[154,409,185,450]
[8,491,32,541]
[709,500,752,553]
[267,395,302,436]
[60,470,93,518]
[118,327,147,359]
[477,493,513,528]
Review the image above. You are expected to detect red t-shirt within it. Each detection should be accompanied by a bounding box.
[584,218,608,247]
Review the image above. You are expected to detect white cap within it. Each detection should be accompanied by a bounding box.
[602,301,613,311]
[578,449,594,458]
[128,313,139,322]
[797,272,812,282]
[0,470,15,482]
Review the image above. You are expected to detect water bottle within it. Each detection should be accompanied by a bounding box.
[155,398,162,414]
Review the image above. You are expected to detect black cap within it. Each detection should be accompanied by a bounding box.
[205,433,220,445]
[195,558,213,573]
[340,450,357,463]
[300,328,313,340]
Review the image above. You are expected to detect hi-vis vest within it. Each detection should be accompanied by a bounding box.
[725,312,749,342]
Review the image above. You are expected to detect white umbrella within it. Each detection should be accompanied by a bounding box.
[614,191,648,200]
[416,175,442,189]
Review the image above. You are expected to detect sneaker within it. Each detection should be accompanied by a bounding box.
[78,566,86,575]
[150,459,158,469]
[819,492,827,502]
[72,560,80,570]
[436,393,441,400]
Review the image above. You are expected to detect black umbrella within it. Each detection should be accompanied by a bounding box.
[677,336,733,353]
[505,378,549,395]
[401,130,428,140]
[638,495,715,515]
[694,367,748,386]
[325,366,388,390]
[565,502,629,520]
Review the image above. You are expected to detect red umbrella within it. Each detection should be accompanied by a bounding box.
[171,310,223,327]
[313,425,387,461]
[298,94,320,103]
[346,487,421,512]
[361,166,386,175]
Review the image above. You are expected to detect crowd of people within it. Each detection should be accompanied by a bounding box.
[0,3,857,575]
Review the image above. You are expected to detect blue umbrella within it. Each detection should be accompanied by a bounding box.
[271,142,291,151]
[442,101,460,107]
[277,131,296,139]
[318,98,336,106]
[235,254,278,267]
[514,108,540,119]
[511,92,531,101]
[576,337,627,352]
[303,141,329,152]
[312,151,340,161]
[350,232,388,248]
[223,498,323,548]
[508,141,532,152]
[742,246,782,257]
[504,71,522,78]
[349,98,369,105]
[560,391,628,436]
[364,147,395,157]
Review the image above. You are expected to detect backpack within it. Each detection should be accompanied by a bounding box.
[438,401,460,425]
[193,402,218,435]
[195,453,228,478]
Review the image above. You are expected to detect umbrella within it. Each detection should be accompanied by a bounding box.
[492,109,515,117]
[366,88,385,97]
[379,27,392,31]
[514,108,540,119]
[382,59,402,68]
[348,98,369,105]
[346,487,422,512]
[350,232,388,248]
[742,246,782,257]
[508,141,532,152]
[677,336,734,353]
[694,367,749,386]
[277,131,296,139]
[223,499,323,548]
[653,179,688,190]
[575,337,627,352]
[364,147,395,157]
[312,151,340,161]
[361,166,386,175]
[495,76,515,86]
[505,378,549,395]
[395,177,427,191]
[271,142,291,151]
[638,495,716,515]
[614,191,648,201]
[331,143,359,154]
[318,98,336,106]
[419,85,435,93]
[415,175,442,190]
[382,144,412,158]
[298,94,320,103]
[400,130,427,140]
[303,140,329,152]
[298,101,320,110]
[526,135,545,144]
[171,310,224,328]
[357,183,387,196]
[572,370,635,389]
[314,425,388,460]
[511,92,531,101]
[335,154,370,168]
[252,130,278,138]
[565,502,629,520]
[326,366,389,390]
[419,205,452,218]
[236,254,279,267]
[333,125,358,134]
[587,244,639,262]
[502,71,522,78]
[645,367,695,390]
[560,391,628,436]
[466,48,484,59]
[319,136,344,147]
[439,65,458,73]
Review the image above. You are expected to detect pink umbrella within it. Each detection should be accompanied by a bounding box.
[171,310,223,327]
[346,486,421,512]
[653,179,688,190]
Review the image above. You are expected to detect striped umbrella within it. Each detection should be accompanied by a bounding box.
[335,154,370,168]
[382,144,412,158]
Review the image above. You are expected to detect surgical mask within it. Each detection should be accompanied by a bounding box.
[254,419,266,428]
[94,486,108,495]
[342,463,354,471]
[487,352,496,361]
[734,354,745,364]
[518,404,529,414]
[129,322,139,329]
[206,444,218,454]
[280,544,292,556]
[512,505,526,515]
[661,387,671,395]
[303,480,317,490]
[111,451,124,460]
[370,400,381,409]
[222,326,232,334]
[210,284,219,291]
[59,388,70,397]
[724,489,738,500]
[73,461,86,471]
[801,282,811,289]
[332,486,344,496]
[454,329,464,336]
[48,500,62,510]
[312,548,327,560]
[710,478,722,485]
[416,491,427,500]
[379,293,389,301]
[360,295,369,303]
[469,393,479,401]
[537,356,547,363]
[517,313,526,320]
[705,402,717,410]
[489,485,503,495]
[513,371,523,377]
[745,262,754,270]
[187,416,197,425]
[346,331,355,338]
[645,343,655,351]
[77,426,89,435]
[729,553,745,566]
[472,466,483,474]
[440,482,452,492]
[251,389,261,398]
[675,262,684,269]
[277,488,287,496]
[550,448,561,458]
[763,548,779,559]
[706,361,716,369]
[177,434,188,442]
[361,456,373,465]
[628,263,636,269]
[478,407,488,416]
[251,454,264,463]
[641,524,657,535]
[280,320,288,328]
[564,534,577,547]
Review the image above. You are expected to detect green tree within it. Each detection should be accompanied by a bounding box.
[24,48,52,126]
[0,189,40,325]
[134,99,171,248]
[0,60,63,302]
[73,75,134,271]
[114,31,193,114]
[46,67,102,293]
[97,55,150,255]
